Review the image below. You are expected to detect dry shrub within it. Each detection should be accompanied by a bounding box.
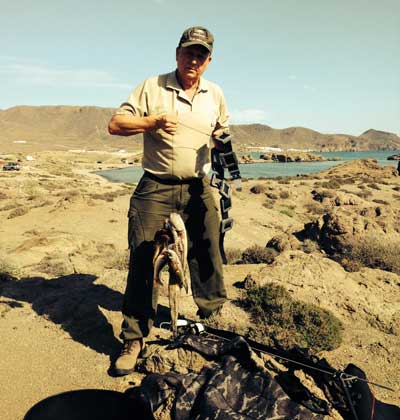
[372,199,389,205]
[0,192,8,200]
[367,183,380,190]
[266,192,278,200]
[304,203,329,215]
[90,189,129,202]
[8,207,29,219]
[355,190,372,199]
[278,206,295,218]
[240,245,277,264]
[104,249,130,271]
[277,179,290,185]
[321,179,341,189]
[302,239,319,254]
[279,190,290,199]
[250,184,266,194]
[262,199,274,209]
[35,257,73,277]
[393,186,400,192]
[0,256,20,280]
[239,283,343,352]
[343,236,400,274]
[0,203,18,212]
[224,248,243,265]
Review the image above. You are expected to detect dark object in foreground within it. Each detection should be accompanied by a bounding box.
[24,389,154,420]
[2,162,21,171]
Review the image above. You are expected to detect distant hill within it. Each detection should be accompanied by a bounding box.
[0,106,399,153]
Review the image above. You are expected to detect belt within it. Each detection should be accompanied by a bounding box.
[144,171,202,186]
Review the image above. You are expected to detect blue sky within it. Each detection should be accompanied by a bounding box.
[1,0,399,135]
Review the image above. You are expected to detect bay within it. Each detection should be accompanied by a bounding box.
[96,150,400,184]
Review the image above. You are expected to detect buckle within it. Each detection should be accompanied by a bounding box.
[210,173,222,188]
[218,179,231,199]
[220,196,232,213]
[219,151,239,169]
[220,218,233,233]
[214,132,232,144]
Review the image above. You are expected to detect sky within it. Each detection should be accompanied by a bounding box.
[0,0,399,135]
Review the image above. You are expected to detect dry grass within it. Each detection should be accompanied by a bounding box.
[342,235,400,274]
[304,202,329,215]
[224,248,243,265]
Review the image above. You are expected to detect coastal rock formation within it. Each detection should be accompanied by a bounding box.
[260,151,325,162]
[322,158,398,178]
[387,154,400,161]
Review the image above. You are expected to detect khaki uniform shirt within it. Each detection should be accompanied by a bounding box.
[115,71,229,180]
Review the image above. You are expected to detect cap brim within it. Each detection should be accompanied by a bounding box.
[180,40,212,52]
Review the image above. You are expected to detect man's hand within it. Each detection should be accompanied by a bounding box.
[156,114,178,135]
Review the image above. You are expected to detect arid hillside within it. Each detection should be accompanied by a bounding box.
[0,154,399,419]
[1,106,399,153]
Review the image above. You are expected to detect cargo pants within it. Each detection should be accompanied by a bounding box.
[121,172,227,340]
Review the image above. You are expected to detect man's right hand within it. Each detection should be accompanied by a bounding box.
[155,114,178,135]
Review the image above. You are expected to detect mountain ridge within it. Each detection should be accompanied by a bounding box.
[1,105,399,153]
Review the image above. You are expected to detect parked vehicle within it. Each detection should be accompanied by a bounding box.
[2,162,21,171]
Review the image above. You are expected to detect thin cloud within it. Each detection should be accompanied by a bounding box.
[0,59,130,90]
[230,109,269,124]
[303,84,317,92]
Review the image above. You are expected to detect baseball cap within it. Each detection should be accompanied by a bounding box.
[178,26,214,53]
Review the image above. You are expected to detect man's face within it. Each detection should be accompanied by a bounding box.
[176,45,212,83]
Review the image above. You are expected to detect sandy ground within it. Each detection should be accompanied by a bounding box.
[0,151,399,419]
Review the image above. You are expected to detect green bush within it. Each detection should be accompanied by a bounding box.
[239,283,343,352]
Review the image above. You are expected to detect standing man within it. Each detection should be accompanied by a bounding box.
[108,26,228,375]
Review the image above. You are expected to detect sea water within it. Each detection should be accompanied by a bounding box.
[96,150,400,184]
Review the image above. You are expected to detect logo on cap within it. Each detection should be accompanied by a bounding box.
[179,26,214,53]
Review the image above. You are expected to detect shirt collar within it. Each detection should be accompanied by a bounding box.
[166,70,208,94]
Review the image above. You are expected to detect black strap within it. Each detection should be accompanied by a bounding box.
[210,138,241,264]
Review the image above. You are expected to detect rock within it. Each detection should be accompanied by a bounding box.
[387,154,400,160]
[311,190,364,207]
[261,152,325,163]
[322,159,398,178]
[300,204,400,260]
[137,337,208,375]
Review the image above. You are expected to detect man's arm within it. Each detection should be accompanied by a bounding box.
[108,113,178,136]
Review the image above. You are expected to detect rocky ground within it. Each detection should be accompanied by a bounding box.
[0,152,399,419]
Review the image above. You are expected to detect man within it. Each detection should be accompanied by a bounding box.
[108,26,228,375]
